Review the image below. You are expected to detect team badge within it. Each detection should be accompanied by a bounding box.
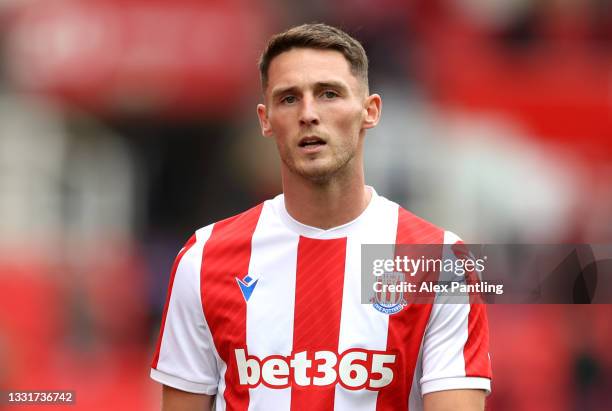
[372,272,406,315]
[236,274,259,302]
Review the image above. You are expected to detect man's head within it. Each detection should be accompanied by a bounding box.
[259,23,369,94]
[256,23,381,184]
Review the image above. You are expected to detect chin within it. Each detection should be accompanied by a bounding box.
[294,162,345,183]
[283,152,354,183]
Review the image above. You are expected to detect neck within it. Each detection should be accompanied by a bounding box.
[281,165,372,230]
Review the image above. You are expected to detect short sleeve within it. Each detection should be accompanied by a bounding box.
[419,232,492,396]
[150,228,220,394]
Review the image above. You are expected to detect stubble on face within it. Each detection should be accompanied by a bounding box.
[277,120,362,184]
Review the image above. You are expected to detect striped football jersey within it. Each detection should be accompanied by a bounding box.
[151,188,492,410]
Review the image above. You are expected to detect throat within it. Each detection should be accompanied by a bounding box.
[283,183,372,230]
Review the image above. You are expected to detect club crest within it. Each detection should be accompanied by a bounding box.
[372,272,406,315]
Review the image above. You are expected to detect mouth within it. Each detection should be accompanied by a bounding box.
[298,136,326,148]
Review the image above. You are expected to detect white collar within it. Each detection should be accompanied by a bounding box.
[272,186,379,239]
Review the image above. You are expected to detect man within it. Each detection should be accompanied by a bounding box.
[151,23,492,411]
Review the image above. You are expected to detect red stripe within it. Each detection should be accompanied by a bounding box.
[376,208,443,411]
[200,204,264,411]
[152,233,197,369]
[290,236,347,411]
[463,304,492,378]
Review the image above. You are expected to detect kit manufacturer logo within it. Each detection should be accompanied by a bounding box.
[236,275,259,302]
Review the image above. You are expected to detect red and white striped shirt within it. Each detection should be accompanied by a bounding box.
[151,188,492,410]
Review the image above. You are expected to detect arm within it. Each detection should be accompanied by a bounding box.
[150,229,220,405]
[418,234,493,408]
[162,385,214,411]
[423,389,485,411]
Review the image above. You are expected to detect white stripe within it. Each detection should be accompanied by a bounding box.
[246,200,299,410]
[195,225,214,243]
[156,225,223,395]
[419,231,470,393]
[333,199,399,411]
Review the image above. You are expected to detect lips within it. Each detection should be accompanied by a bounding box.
[298,136,326,147]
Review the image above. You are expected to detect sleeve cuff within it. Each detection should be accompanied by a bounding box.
[421,376,491,396]
[150,368,218,395]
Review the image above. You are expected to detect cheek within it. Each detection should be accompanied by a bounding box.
[269,119,293,151]
[331,106,363,137]
[269,114,294,136]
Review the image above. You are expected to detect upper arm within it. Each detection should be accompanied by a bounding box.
[162,385,214,411]
[420,302,492,394]
[151,228,220,396]
[423,389,485,411]
[419,234,492,397]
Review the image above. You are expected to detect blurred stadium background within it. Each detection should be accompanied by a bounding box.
[0,0,611,409]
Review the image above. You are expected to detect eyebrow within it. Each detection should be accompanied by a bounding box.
[271,81,350,100]
[271,86,299,101]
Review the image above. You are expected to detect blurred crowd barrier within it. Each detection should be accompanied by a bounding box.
[0,0,610,410]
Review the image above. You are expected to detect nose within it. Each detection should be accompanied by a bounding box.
[299,95,320,127]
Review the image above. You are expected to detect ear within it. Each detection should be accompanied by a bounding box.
[257,104,273,137]
[362,93,382,129]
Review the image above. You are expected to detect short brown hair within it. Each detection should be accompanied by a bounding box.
[258,23,369,91]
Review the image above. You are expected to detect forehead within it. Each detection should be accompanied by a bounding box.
[266,48,360,94]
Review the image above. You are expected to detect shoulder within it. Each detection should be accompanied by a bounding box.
[171,202,267,276]
[189,201,267,248]
[376,195,464,245]
[378,194,443,244]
